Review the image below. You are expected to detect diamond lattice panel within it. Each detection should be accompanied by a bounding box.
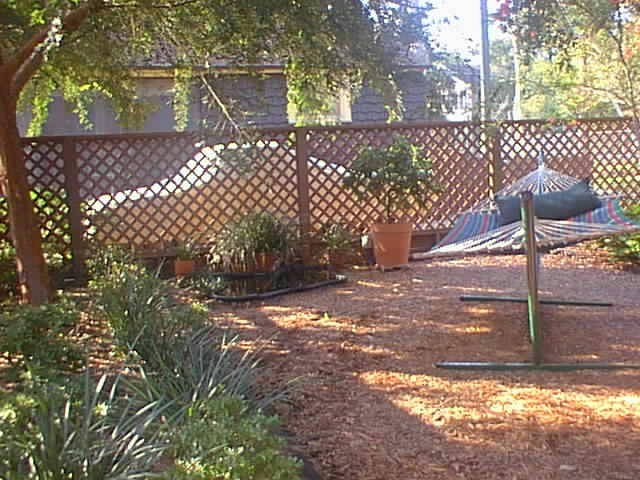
[23,138,71,256]
[583,118,640,206]
[76,131,298,248]
[307,123,489,233]
[499,119,640,206]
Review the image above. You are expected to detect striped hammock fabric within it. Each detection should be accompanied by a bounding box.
[416,165,640,259]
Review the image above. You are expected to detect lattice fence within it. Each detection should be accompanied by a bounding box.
[306,122,489,232]
[0,138,71,256]
[75,130,299,248]
[498,118,640,205]
[1,118,638,277]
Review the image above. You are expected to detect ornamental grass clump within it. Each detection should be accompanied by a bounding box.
[210,212,296,270]
[126,326,288,421]
[0,373,167,480]
[343,136,441,223]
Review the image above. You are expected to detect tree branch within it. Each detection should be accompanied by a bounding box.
[9,1,99,97]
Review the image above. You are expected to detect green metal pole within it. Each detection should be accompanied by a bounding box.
[521,191,543,364]
[460,295,612,307]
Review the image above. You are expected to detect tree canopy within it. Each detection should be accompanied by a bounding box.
[496,0,640,120]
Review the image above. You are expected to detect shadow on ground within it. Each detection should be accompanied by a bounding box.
[208,254,640,480]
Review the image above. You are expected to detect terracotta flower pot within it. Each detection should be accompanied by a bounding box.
[371,223,412,269]
[328,249,351,271]
[174,258,196,276]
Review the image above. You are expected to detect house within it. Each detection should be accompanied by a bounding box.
[19,46,479,136]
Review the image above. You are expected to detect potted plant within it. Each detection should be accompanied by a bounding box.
[174,241,197,276]
[210,212,294,272]
[321,223,355,270]
[343,136,440,269]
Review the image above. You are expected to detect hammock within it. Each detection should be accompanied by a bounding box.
[416,164,640,259]
[426,161,640,371]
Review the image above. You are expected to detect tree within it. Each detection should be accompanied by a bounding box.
[496,0,640,121]
[0,0,410,304]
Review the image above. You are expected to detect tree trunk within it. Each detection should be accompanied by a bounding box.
[0,82,51,304]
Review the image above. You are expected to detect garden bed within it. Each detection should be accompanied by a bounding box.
[190,265,347,302]
[203,245,640,479]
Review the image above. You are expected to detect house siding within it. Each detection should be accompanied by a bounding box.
[204,74,288,128]
[19,75,285,136]
[351,85,390,123]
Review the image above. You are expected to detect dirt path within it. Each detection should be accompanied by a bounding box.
[209,250,640,480]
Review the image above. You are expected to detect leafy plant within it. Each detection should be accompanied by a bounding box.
[163,395,301,480]
[600,203,640,265]
[211,212,296,268]
[94,263,208,364]
[86,243,136,280]
[343,136,441,223]
[0,298,83,377]
[0,241,17,300]
[126,326,286,420]
[0,373,167,480]
[175,241,198,260]
[321,223,355,253]
[94,266,168,353]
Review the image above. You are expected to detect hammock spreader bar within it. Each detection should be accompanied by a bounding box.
[436,192,640,372]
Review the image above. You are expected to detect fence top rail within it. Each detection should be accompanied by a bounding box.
[19,117,637,143]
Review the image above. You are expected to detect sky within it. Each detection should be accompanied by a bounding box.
[427,0,502,65]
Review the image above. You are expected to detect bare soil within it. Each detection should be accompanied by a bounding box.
[205,246,640,480]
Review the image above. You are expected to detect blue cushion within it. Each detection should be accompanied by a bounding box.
[496,180,602,225]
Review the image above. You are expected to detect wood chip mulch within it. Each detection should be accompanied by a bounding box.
[203,245,640,480]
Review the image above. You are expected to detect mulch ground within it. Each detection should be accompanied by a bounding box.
[201,245,640,480]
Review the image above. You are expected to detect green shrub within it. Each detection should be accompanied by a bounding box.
[93,257,207,364]
[86,243,137,280]
[0,298,83,377]
[211,212,297,268]
[164,395,301,480]
[0,239,71,301]
[94,266,168,351]
[0,373,166,480]
[126,326,284,422]
[0,241,17,300]
[343,136,441,223]
[601,204,640,265]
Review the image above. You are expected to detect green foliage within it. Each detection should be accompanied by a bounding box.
[0,241,17,300]
[0,298,83,377]
[175,240,198,260]
[321,224,355,253]
[499,0,640,120]
[4,1,414,133]
[126,326,283,421]
[164,395,301,480]
[86,243,136,280]
[601,204,640,265]
[211,212,296,267]
[93,265,207,363]
[0,374,166,480]
[94,266,168,351]
[343,136,441,223]
[173,66,193,132]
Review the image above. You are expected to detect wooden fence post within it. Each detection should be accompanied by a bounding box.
[63,137,87,281]
[295,128,312,262]
[488,124,502,199]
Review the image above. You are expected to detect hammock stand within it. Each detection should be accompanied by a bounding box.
[415,161,640,371]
